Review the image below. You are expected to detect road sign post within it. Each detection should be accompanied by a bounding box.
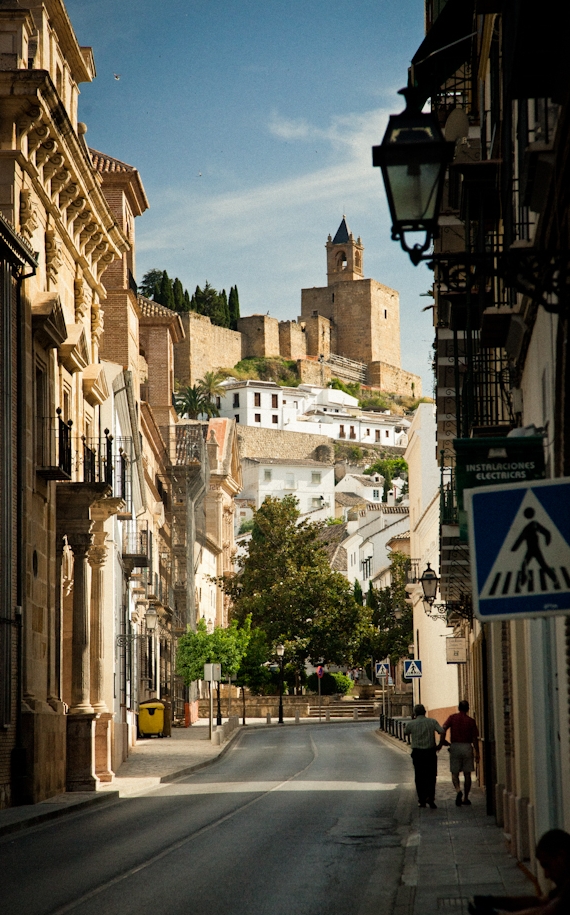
[375,661,390,718]
[466,477,570,621]
[317,665,324,723]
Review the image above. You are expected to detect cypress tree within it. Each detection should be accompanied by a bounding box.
[158,271,175,311]
[219,289,230,328]
[184,289,192,311]
[173,277,185,312]
[229,285,240,330]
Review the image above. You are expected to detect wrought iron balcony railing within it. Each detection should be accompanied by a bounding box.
[122,521,150,568]
[37,415,133,504]
[440,460,458,525]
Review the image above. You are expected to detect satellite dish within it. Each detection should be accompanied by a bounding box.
[444,108,470,142]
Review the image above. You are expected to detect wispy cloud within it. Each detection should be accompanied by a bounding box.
[138,106,391,254]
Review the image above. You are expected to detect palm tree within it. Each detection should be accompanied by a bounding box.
[197,371,225,417]
[175,385,208,419]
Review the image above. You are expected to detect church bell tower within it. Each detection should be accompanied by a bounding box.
[326,216,364,285]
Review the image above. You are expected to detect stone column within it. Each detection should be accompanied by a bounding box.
[67,527,94,715]
[57,481,112,793]
[65,525,97,792]
[89,540,113,782]
[89,497,123,782]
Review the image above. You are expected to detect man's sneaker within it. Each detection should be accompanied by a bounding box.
[462,798,472,805]
[455,791,463,806]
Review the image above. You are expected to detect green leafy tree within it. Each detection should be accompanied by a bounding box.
[359,552,412,667]
[353,579,363,605]
[139,268,164,299]
[191,282,230,328]
[175,618,212,684]
[235,627,271,696]
[228,285,240,330]
[176,617,251,686]
[220,496,369,672]
[364,457,408,479]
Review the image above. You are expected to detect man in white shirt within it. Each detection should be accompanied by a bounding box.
[404,703,445,808]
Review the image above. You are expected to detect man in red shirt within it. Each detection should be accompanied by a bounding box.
[442,700,479,806]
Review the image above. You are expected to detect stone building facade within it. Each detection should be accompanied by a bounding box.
[0,0,212,808]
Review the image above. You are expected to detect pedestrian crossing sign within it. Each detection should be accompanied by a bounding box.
[466,477,570,620]
[375,661,390,679]
[403,660,422,678]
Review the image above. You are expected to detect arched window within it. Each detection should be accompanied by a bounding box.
[336,251,348,269]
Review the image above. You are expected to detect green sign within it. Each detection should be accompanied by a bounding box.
[454,436,546,540]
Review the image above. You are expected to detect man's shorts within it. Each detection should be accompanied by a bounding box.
[449,742,474,774]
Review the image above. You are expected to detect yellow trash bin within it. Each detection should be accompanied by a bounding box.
[139,700,165,738]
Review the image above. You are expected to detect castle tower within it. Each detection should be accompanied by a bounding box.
[301,217,402,371]
[326,216,364,285]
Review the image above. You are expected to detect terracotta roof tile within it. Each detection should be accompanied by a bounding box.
[89,148,136,174]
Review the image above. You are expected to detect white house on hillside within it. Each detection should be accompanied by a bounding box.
[217,379,410,445]
[239,457,335,515]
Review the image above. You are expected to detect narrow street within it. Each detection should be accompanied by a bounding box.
[2,724,413,915]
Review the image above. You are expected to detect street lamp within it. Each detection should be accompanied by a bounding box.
[419,562,439,606]
[276,643,285,725]
[372,87,454,265]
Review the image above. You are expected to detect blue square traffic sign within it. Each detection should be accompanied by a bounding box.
[466,477,570,620]
[403,660,422,678]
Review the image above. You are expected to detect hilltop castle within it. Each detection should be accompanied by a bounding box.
[174,218,421,397]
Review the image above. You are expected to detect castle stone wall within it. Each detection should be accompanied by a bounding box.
[297,358,332,386]
[174,312,243,387]
[368,361,422,398]
[238,314,280,358]
[278,320,306,360]
[304,313,332,359]
[237,425,334,463]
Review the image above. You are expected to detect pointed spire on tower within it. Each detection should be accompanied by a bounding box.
[332,216,351,244]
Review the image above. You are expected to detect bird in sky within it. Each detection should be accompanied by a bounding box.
[113,73,120,81]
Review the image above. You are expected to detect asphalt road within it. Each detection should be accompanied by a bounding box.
[3,723,414,915]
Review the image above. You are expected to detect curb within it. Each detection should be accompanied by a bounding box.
[375,728,411,756]
[0,790,120,839]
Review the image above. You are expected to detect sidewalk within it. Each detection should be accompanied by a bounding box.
[379,732,537,915]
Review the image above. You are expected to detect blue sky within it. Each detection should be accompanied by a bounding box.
[65,0,435,392]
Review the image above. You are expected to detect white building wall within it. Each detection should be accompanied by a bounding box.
[195,543,218,632]
[240,460,335,515]
[218,380,409,444]
[406,403,458,722]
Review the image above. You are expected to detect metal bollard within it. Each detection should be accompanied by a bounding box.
[326,709,330,723]
[266,712,271,724]
[295,709,300,724]
[353,708,358,720]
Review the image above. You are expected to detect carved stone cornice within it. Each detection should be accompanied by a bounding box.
[45,228,63,284]
[19,188,38,239]
[74,266,87,320]
[91,301,104,344]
